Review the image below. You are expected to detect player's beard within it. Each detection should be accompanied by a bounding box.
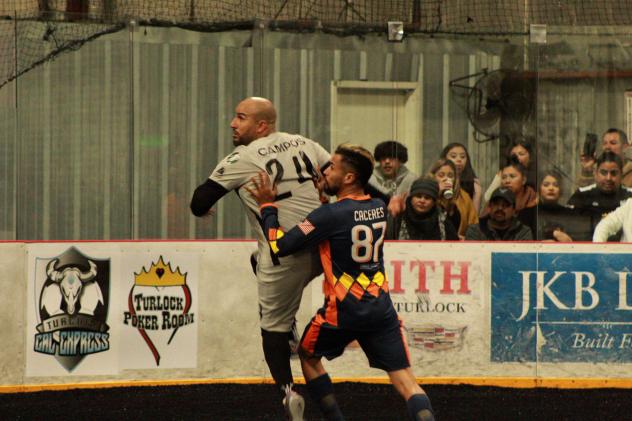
[232,128,257,146]
[323,180,340,196]
[232,133,251,146]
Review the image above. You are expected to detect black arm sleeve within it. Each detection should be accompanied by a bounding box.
[190,179,229,217]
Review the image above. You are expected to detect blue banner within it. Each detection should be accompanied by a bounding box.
[492,252,632,362]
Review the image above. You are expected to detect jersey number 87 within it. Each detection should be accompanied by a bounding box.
[351,221,386,263]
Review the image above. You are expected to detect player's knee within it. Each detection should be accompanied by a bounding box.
[297,345,313,361]
[298,352,316,367]
[261,329,292,353]
[389,368,421,399]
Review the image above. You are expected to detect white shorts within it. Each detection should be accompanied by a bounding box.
[256,247,322,332]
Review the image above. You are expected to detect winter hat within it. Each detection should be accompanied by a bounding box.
[409,178,439,200]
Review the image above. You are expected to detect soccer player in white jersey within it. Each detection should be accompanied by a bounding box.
[190,97,330,420]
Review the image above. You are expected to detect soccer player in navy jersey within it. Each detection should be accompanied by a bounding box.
[247,144,435,421]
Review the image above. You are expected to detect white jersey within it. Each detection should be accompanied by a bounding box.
[209,132,330,266]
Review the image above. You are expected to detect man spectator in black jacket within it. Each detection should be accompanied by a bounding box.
[568,151,632,239]
[464,187,532,241]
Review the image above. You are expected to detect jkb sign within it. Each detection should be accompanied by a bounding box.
[492,252,632,363]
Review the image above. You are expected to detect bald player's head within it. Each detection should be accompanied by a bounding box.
[230,97,277,146]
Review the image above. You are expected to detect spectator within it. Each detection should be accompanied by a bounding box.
[387,177,459,240]
[428,159,478,239]
[603,129,632,187]
[440,142,482,211]
[465,187,533,241]
[536,170,574,241]
[568,151,632,239]
[577,128,632,188]
[370,140,417,197]
[483,137,537,204]
[593,198,632,242]
[538,170,564,206]
[482,157,537,236]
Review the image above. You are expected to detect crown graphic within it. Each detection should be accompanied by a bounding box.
[134,256,187,286]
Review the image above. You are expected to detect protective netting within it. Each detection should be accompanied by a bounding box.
[2,1,632,89]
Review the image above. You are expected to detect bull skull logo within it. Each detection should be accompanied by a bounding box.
[44,259,101,316]
[34,247,110,372]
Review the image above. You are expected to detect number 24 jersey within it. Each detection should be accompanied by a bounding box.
[209,132,330,258]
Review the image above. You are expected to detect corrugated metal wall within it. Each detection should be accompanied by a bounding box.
[0,26,509,240]
[3,25,630,240]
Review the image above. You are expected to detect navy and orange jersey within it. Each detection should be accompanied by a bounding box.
[260,194,397,330]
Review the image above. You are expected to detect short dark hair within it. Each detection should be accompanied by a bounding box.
[502,155,527,178]
[603,128,629,146]
[336,143,375,187]
[374,140,408,163]
[595,150,623,170]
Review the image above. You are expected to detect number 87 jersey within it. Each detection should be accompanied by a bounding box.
[260,194,395,330]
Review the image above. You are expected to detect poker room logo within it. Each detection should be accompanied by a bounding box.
[33,247,110,371]
[123,256,194,366]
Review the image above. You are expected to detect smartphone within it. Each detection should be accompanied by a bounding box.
[583,133,597,158]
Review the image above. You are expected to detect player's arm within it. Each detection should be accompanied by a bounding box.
[191,148,251,217]
[259,205,330,257]
[246,171,331,256]
[190,179,229,217]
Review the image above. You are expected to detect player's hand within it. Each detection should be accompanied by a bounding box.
[388,193,407,217]
[246,171,277,205]
[202,208,216,218]
[311,167,329,203]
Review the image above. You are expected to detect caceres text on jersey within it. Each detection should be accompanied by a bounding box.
[354,207,385,222]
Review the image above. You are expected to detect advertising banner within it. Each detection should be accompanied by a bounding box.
[119,251,198,369]
[381,242,490,376]
[492,251,632,363]
[26,244,120,376]
[15,240,632,383]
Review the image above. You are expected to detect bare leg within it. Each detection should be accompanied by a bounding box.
[301,355,327,381]
[388,368,434,421]
[388,367,424,400]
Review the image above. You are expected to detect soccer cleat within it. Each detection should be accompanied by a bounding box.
[283,386,305,421]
